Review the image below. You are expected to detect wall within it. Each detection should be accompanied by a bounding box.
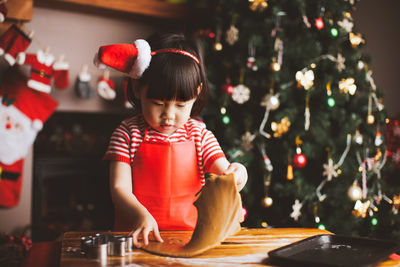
[353,0,400,118]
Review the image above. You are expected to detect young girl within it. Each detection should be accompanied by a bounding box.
[99,32,248,248]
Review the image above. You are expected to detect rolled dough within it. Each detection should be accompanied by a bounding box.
[142,173,243,257]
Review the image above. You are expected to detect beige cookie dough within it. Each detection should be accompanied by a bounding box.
[142,173,243,257]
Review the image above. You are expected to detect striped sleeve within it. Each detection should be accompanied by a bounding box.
[103,120,131,164]
[200,128,226,171]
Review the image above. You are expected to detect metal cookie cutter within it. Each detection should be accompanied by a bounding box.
[80,233,134,260]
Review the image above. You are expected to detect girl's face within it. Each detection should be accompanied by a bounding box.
[135,85,197,136]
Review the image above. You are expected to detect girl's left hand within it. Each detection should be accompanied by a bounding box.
[224,162,248,191]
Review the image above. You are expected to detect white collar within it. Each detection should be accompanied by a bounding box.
[37,50,55,66]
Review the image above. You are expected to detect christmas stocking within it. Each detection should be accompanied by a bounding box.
[75,65,95,99]
[0,24,31,65]
[0,67,58,207]
[0,0,7,23]
[97,70,116,100]
[53,56,70,90]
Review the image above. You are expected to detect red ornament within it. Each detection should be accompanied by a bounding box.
[293,153,307,168]
[314,17,324,30]
[221,83,234,94]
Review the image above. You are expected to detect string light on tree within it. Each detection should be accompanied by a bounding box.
[326,82,335,107]
[262,196,273,207]
[314,17,324,30]
[375,131,383,146]
[248,0,268,11]
[330,27,338,37]
[354,128,363,145]
[222,115,230,125]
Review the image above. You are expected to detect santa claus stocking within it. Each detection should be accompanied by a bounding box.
[97,69,116,100]
[0,67,57,207]
[0,24,32,65]
[0,0,8,23]
[75,64,95,99]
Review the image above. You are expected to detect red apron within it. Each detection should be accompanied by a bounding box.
[114,128,202,230]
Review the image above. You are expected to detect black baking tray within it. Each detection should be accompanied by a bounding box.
[267,234,400,267]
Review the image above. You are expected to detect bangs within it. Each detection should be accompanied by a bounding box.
[144,53,202,101]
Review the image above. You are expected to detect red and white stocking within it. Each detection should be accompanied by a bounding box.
[97,69,116,100]
[0,24,32,65]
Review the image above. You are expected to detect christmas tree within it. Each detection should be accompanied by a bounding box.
[194,0,400,240]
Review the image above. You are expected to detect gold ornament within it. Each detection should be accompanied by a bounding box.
[367,114,375,125]
[352,200,370,218]
[271,116,291,138]
[286,164,294,180]
[249,0,268,11]
[262,196,273,207]
[393,195,400,209]
[295,69,314,90]
[347,181,362,201]
[339,78,357,95]
[349,32,365,47]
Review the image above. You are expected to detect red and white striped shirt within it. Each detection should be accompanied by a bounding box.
[103,114,226,182]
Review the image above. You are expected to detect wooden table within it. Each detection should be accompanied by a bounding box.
[60,228,400,266]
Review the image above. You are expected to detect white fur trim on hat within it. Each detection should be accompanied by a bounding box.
[32,119,43,131]
[129,39,151,79]
[0,47,4,55]
[27,79,51,93]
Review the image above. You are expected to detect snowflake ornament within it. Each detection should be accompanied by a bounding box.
[322,158,338,181]
[290,199,303,221]
[232,84,250,104]
[225,25,239,45]
[338,18,354,32]
[241,131,256,151]
[336,53,346,72]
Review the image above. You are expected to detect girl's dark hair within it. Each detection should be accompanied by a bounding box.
[127,32,209,117]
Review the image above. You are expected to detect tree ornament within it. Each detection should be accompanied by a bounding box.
[225,25,239,45]
[314,17,324,30]
[375,131,383,146]
[338,17,354,33]
[286,163,293,180]
[354,129,363,145]
[214,26,223,51]
[241,131,256,151]
[260,92,280,110]
[304,94,310,131]
[231,84,250,104]
[347,181,362,201]
[335,53,346,72]
[349,32,365,47]
[262,196,273,207]
[327,97,335,107]
[295,69,314,90]
[339,78,357,95]
[367,114,375,125]
[293,136,307,168]
[371,217,378,226]
[249,0,268,11]
[247,42,258,71]
[392,195,400,214]
[290,199,303,221]
[352,200,370,218]
[322,158,338,181]
[271,117,291,138]
[221,83,234,94]
[270,58,281,72]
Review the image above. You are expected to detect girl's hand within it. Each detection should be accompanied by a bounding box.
[129,207,164,248]
[224,162,248,191]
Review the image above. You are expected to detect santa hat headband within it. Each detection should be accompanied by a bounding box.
[94,39,200,79]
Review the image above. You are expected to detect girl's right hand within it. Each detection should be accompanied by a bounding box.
[129,207,164,248]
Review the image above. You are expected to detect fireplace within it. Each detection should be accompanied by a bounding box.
[32,112,127,241]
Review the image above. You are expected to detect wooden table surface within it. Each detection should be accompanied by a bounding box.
[60,228,400,267]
